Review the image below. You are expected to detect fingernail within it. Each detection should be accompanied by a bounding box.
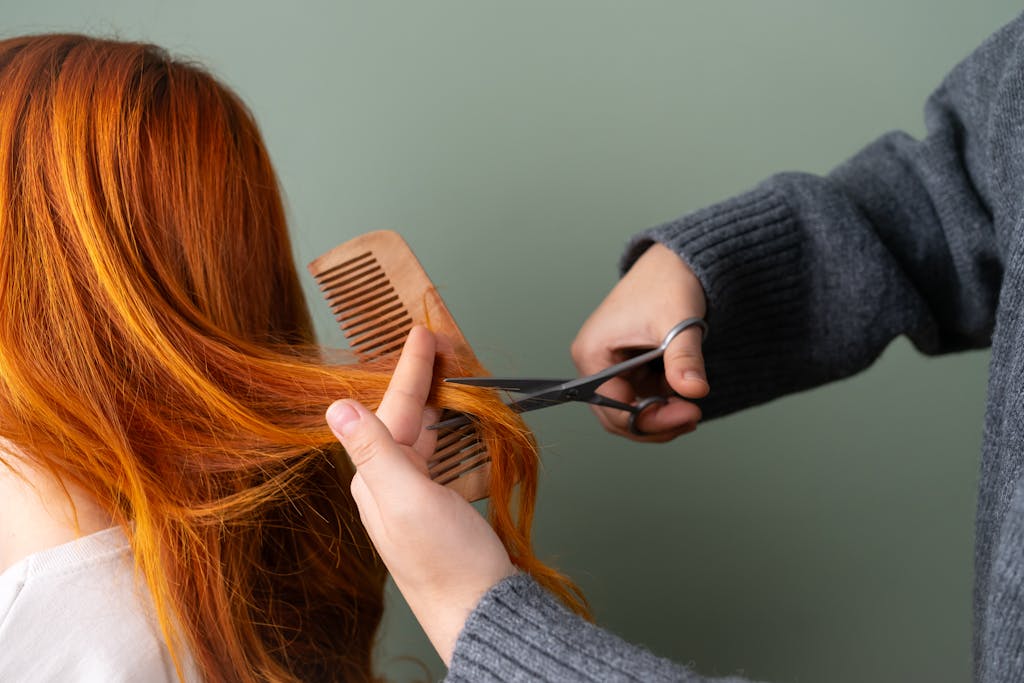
[327,401,360,437]
[683,370,706,383]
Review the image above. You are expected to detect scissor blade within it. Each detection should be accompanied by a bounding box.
[443,377,570,393]
[427,388,571,430]
[506,393,571,415]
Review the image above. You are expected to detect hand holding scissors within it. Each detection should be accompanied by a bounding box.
[430,318,708,436]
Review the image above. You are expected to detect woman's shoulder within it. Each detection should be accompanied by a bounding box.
[0,526,198,682]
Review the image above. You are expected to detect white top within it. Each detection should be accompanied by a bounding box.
[0,527,198,682]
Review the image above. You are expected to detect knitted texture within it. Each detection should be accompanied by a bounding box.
[450,11,1024,683]
[447,574,753,683]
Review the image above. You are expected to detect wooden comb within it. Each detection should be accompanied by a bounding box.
[308,230,492,502]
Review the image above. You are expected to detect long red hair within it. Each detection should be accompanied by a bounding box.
[0,34,584,682]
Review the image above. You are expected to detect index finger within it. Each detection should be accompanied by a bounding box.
[376,326,437,445]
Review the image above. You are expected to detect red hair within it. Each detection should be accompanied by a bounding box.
[0,34,584,681]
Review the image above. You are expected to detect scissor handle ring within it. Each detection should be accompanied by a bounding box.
[662,317,708,349]
[627,395,670,436]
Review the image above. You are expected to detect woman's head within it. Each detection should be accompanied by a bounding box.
[0,33,383,681]
[0,33,310,352]
[0,34,583,682]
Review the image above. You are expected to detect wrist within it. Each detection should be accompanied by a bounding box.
[400,567,517,666]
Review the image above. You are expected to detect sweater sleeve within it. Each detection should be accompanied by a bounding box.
[620,13,1024,420]
[446,574,759,683]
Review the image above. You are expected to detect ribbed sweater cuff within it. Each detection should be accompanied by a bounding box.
[447,574,692,682]
[620,186,808,418]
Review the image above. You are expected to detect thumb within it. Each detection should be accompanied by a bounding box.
[662,324,710,399]
[326,399,423,493]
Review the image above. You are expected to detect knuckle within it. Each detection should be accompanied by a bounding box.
[570,341,593,367]
[382,387,421,407]
[667,346,703,361]
[343,432,379,467]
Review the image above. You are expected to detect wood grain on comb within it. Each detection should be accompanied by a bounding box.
[308,230,492,502]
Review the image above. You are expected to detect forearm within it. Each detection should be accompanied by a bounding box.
[448,574,759,683]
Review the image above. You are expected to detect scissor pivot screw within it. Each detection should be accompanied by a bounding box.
[563,389,579,400]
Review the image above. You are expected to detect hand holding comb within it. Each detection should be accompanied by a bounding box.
[308,230,493,502]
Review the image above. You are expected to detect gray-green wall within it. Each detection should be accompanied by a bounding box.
[4,2,1018,681]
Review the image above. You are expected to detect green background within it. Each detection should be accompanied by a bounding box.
[4,2,1018,680]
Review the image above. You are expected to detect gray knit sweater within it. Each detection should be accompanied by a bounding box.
[447,13,1024,683]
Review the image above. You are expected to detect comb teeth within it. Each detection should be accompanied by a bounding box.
[314,251,415,362]
[309,231,495,503]
[428,424,490,485]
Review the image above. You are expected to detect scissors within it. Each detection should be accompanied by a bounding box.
[428,317,708,436]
